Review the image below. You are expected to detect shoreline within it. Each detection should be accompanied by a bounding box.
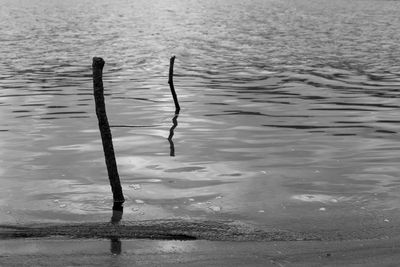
[2,219,400,266]
[1,218,399,242]
[0,219,319,242]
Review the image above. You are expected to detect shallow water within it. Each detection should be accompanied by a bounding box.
[1,0,400,231]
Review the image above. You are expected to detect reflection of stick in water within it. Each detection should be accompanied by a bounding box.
[92,57,125,204]
[110,237,122,255]
[168,56,180,114]
[168,114,179,156]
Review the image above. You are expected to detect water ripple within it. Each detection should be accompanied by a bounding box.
[1,0,400,227]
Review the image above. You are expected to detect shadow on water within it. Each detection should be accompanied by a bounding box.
[168,114,179,157]
[110,203,123,255]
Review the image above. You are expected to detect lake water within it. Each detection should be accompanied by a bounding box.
[1,0,400,234]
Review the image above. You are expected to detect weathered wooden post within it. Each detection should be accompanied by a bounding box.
[92,57,125,204]
[168,56,180,114]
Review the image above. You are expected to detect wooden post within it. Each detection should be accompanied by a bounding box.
[168,56,180,114]
[92,57,125,204]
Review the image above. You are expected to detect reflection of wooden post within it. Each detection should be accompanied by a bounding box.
[168,114,179,156]
[110,237,122,255]
[92,57,125,204]
[168,56,180,114]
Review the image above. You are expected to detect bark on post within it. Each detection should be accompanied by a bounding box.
[168,56,180,114]
[92,57,125,204]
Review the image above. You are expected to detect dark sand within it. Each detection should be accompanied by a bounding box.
[1,219,400,266]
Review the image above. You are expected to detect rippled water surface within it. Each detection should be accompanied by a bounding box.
[1,0,400,231]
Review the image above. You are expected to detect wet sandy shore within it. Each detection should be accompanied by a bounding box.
[1,237,400,266]
[2,217,400,241]
[1,219,400,266]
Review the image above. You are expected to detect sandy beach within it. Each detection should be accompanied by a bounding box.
[2,237,400,266]
[2,218,400,266]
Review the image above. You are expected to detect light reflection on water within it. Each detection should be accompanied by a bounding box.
[1,0,400,231]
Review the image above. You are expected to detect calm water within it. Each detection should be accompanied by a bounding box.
[1,0,400,232]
